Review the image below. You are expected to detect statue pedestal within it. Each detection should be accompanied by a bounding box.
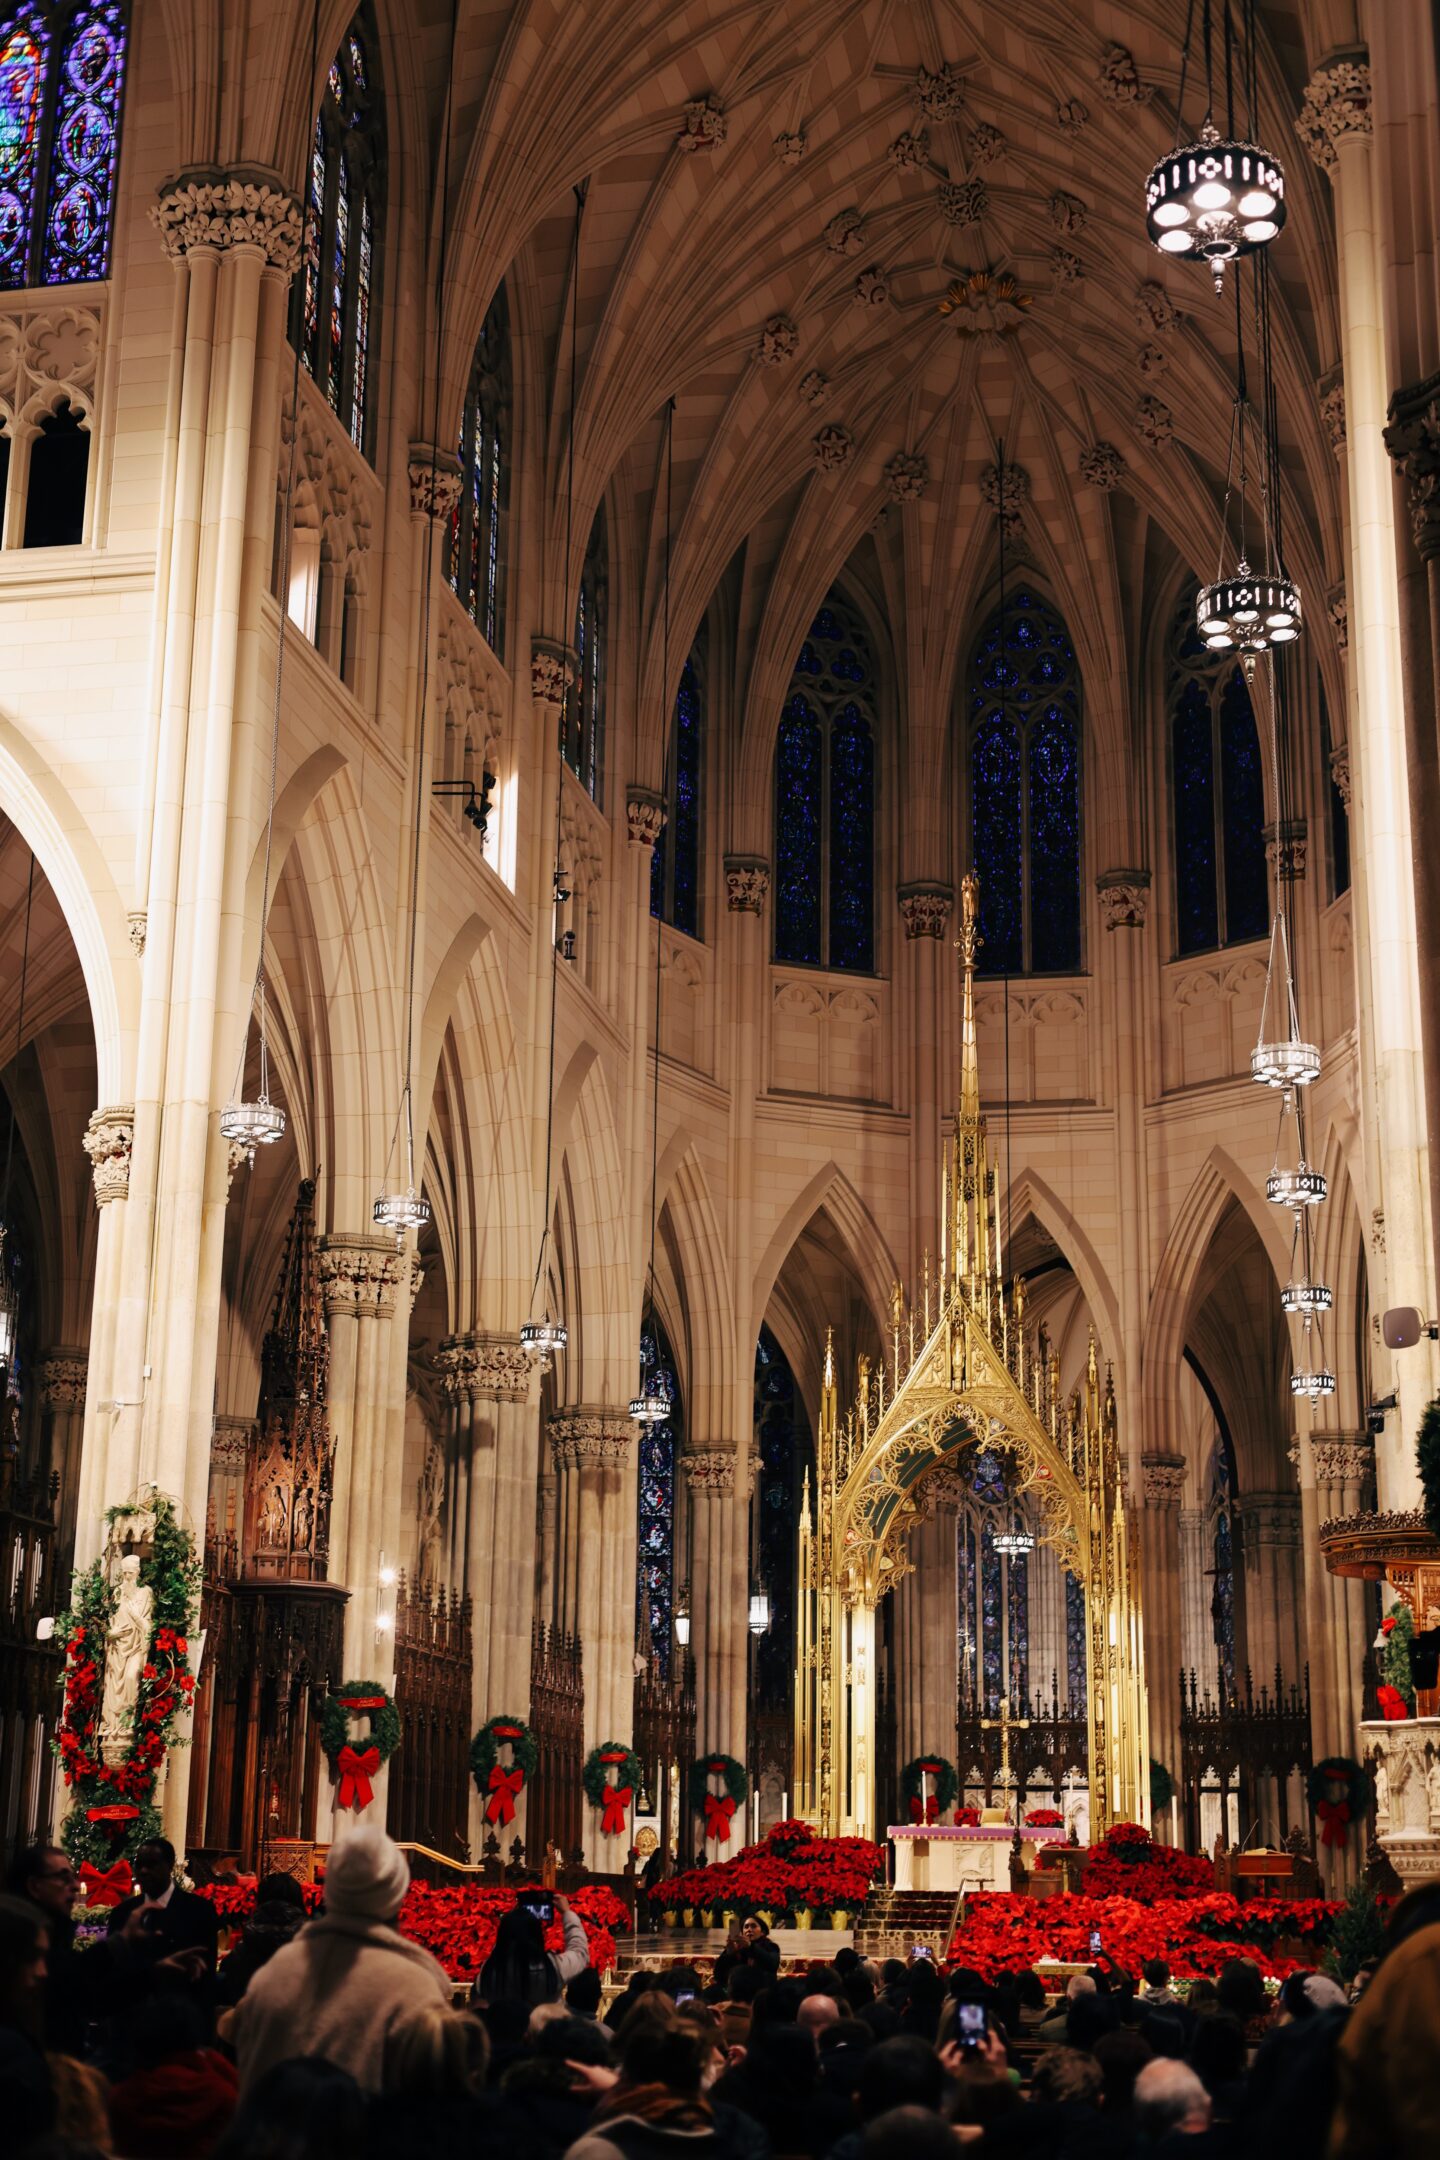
[1360,1717,1440,1884]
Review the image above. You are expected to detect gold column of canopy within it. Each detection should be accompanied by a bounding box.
[794,874,1148,1837]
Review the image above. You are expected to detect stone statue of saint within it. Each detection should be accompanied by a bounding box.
[292,1483,313,1552]
[100,1555,154,1766]
[260,1482,288,1547]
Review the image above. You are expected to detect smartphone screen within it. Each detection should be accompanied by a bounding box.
[958,2002,986,2045]
[522,1894,554,1927]
[1089,1929,1102,1955]
[675,1990,696,2005]
[910,1943,933,1959]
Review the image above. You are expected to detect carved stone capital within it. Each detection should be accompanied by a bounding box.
[1239,1488,1302,1543]
[548,1408,634,1467]
[1384,372,1440,560]
[1141,1452,1186,1506]
[724,856,770,914]
[530,638,575,708]
[1329,740,1352,809]
[884,451,928,503]
[678,95,727,153]
[39,1350,87,1411]
[1264,818,1308,881]
[681,1448,737,1492]
[408,444,463,521]
[1319,370,1347,455]
[84,1105,134,1206]
[317,1234,406,1318]
[1311,1439,1375,1488]
[473,1333,533,1402]
[1296,58,1372,173]
[127,911,147,956]
[152,166,304,271]
[1079,440,1126,491]
[897,882,953,940]
[210,1413,252,1473]
[626,788,666,848]
[1096,868,1151,930]
[434,1342,477,1399]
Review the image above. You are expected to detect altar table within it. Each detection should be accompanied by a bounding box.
[889,1822,1068,1892]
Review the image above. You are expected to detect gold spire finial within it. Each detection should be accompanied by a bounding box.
[957,873,982,1135]
[823,1327,835,1388]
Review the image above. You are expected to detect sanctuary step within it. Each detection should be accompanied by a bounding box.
[856,1886,958,1960]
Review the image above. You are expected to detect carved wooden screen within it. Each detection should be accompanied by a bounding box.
[0,1463,61,1858]
[386,1574,472,1856]
[528,1621,584,1864]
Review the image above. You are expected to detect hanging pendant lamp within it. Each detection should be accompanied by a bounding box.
[1145,121,1286,294]
[1252,911,1319,1087]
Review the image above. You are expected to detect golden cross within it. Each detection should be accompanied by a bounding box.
[979,1698,1030,1781]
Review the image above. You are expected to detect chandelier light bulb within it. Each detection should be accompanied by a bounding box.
[219,1095,288,1165]
[748,1591,771,1636]
[1144,120,1287,293]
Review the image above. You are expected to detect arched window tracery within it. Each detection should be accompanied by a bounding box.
[0,2,127,291]
[966,588,1082,975]
[957,1451,1031,1707]
[1168,591,1268,955]
[292,7,383,457]
[566,509,606,802]
[651,642,704,938]
[753,1325,811,1713]
[636,1315,680,1673]
[773,591,876,973]
[1206,1435,1238,1692]
[449,282,509,655]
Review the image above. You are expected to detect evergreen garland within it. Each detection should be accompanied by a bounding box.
[1383,1602,1417,1712]
[53,1490,202,1867]
[1419,1395,1440,1544]
[1322,1878,1385,1985]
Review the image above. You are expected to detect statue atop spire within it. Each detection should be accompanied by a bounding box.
[945,872,1003,1312]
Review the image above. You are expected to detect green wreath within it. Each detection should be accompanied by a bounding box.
[689,1751,748,1838]
[1150,1758,1176,1815]
[321,1681,400,1811]
[584,1741,643,1834]
[1308,1755,1371,1850]
[470,1713,539,1827]
[901,1754,960,1816]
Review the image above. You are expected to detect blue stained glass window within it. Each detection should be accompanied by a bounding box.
[968,588,1082,974]
[980,1519,1003,1703]
[566,509,606,801]
[290,6,383,458]
[773,586,879,972]
[1007,1519,1029,1702]
[971,1449,1007,1504]
[959,1516,977,1700]
[449,283,510,656]
[1169,591,1270,954]
[754,1325,813,1711]
[0,3,127,291]
[1065,1570,1086,1711]
[636,1318,681,1673]
[1319,679,1349,899]
[652,645,704,937]
[775,692,823,964]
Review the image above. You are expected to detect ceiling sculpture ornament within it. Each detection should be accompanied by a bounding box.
[824,209,866,257]
[677,95,727,153]
[812,424,855,473]
[758,315,799,365]
[855,267,891,308]
[889,129,929,170]
[980,459,1030,535]
[1134,394,1175,446]
[940,179,988,228]
[1079,441,1126,491]
[936,269,1033,336]
[884,450,928,503]
[799,369,829,407]
[774,131,806,165]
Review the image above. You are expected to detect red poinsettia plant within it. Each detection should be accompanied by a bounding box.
[949,1888,1341,1983]
[953,1806,981,1827]
[1084,1820,1214,1900]
[1024,1808,1065,1828]
[652,1823,884,1916]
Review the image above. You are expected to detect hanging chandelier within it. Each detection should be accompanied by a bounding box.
[520,1313,568,1358]
[1252,912,1319,1087]
[373,1183,430,1238]
[221,976,287,1163]
[1266,1160,1326,1208]
[1145,121,1286,294]
[1196,562,1301,657]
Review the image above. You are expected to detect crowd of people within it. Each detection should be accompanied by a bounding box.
[2,1824,1437,2159]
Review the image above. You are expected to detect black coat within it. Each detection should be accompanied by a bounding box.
[107,1885,220,1966]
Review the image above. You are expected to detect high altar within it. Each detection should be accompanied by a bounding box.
[793,875,1148,1843]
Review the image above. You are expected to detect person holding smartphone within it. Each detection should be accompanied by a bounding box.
[476,1888,590,2007]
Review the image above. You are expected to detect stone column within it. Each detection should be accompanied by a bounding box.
[682,1445,747,1771]
[627,789,665,1265]
[470,1336,537,1715]
[1178,1507,1212,1688]
[73,1107,134,1565]
[434,1340,476,1592]
[1099,873,1152,1476]
[897,885,953,1283]
[316,1234,407,1657]
[1297,1434,1374,1887]
[1299,61,1440,1491]
[548,1406,635,1861]
[1140,1454,1186,1829]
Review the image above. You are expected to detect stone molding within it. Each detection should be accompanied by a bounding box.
[1384,372,1440,560]
[1238,1489,1302,1542]
[548,1408,633,1467]
[681,1449,737,1491]
[626,788,666,847]
[152,166,303,271]
[437,1332,530,1403]
[1329,741,1351,809]
[1311,1439,1374,1487]
[1141,1453,1186,1505]
[1096,868,1151,930]
[897,882,953,939]
[725,856,771,913]
[1079,441,1126,491]
[316,1234,406,1319]
[530,638,575,707]
[84,1106,134,1206]
[39,1350,87,1411]
[1296,58,1372,173]
[407,443,463,520]
[209,1414,253,1472]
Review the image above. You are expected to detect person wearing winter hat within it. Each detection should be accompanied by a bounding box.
[228,1824,451,2094]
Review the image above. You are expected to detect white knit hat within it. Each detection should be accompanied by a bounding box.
[323,1824,410,1920]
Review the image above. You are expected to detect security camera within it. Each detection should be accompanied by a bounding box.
[463,796,484,828]
[1366,1390,1398,1437]
[1382,1306,1440,1349]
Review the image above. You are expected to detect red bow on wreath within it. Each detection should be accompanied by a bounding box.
[1316,1797,1351,1849]
[704,1791,736,1843]
[336,1744,380,1811]
[909,1795,939,1824]
[1377,1683,1410,1722]
[78,1859,132,1907]
[487,1764,524,1825]
[600,1784,631,1836]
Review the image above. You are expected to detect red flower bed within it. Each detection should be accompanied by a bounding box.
[654,1820,884,1915]
[1082,1821,1215,1900]
[196,1878,625,1980]
[949,1890,1339,1983]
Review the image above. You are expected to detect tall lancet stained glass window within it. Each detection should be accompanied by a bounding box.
[967,588,1082,974]
[292,7,383,457]
[651,641,704,938]
[774,591,876,973]
[449,282,510,655]
[636,1317,681,1674]
[1169,590,1268,955]
[566,509,607,803]
[0,3,127,289]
